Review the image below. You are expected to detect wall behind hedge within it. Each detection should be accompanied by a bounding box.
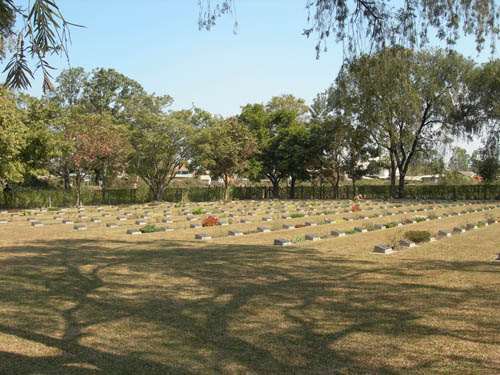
[1,184,499,209]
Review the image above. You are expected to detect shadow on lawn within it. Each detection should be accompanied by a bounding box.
[0,238,498,374]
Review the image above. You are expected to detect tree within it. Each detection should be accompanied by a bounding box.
[128,99,192,201]
[309,92,347,197]
[473,143,500,184]
[476,156,499,184]
[17,94,64,186]
[1,0,79,92]
[50,67,88,107]
[463,60,500,157]
[448,147,470,171]
[0,87,27,185]
[407,149,446,175]
[64,111,125,206]
[332,47,475,197]
[82,68,147,120]
[239,95,311,199]
[341,125,377,197]
[191,116,255,200]
[198,0,499,58]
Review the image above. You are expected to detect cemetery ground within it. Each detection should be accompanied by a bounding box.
[0,200,499,374]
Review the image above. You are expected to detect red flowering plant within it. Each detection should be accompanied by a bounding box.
[351,205,361,212]
[202,216,219,227]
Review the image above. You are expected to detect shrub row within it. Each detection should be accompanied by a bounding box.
[1,184,499,209]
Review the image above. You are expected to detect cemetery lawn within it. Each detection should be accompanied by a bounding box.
[0,205,499,374]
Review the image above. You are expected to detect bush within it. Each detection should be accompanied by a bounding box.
[140,224,162,233]
[404,230,431,243]
[192,207,203,215]
[364,222,375,231]
[202,216,219,227]
[384,222,398,228]
[351,205,361,212]
[290,213,304,218]
[47,207,60,211]
[295,223,306,228]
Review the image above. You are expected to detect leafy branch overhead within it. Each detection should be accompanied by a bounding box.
[1,0,83,93]
[198,0,499,57]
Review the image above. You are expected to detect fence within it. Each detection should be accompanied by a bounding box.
[1,184,499,209]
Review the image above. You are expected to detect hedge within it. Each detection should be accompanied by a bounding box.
[1,184,499,209]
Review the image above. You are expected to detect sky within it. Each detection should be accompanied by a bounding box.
[10,0,500,154]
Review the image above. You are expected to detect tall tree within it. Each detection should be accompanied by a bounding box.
[17,95,64,185]
[239,95,311,198]
[341,125,377,197]
[191,116,255,200]
[51,67,88,107]
[64,111,125,206]
[128,99,192,201]
[310,114,347,198]
[0,87,27,185]
[333,47,475,197]
[83,68,147,120]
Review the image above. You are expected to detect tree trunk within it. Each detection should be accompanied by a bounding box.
[154,185,164,202]
[289,176,296,199]
[102,164,108,190]
[334,168,341,199]
[75,174,82,207]
[271,181,280,199]
[63,165,71,191]
[390,153,396,198]
[398,172,406,199]
[352,178,357,199]
[223,175,229,201]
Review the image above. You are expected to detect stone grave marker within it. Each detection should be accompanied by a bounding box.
[331,230,345,237]
[399,239,416,248]
[74,225,87,231]
[282,224,294,230]
[62,220,74,224]
[90,218,101,223]
[438,230,451,237]
[228,230,243,236]
[190,223,202,229]
[195,233,211,240]
[127,229,141,235]
[31,222,43,227]
[305,234,320,241]
[106,223,117,228]
[305,222,317,226]
[355,227,367,233]
[257,227,271,233]
[373,245,393,254]
[274,238,291,246]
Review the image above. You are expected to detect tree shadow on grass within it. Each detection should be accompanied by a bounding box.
[0,238,498,374]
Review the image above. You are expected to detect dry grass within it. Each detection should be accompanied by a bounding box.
[0,200,499,374]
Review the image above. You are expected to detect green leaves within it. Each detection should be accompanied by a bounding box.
[2,0,80,93]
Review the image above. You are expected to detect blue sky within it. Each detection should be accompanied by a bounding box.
[13,1,500,153]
